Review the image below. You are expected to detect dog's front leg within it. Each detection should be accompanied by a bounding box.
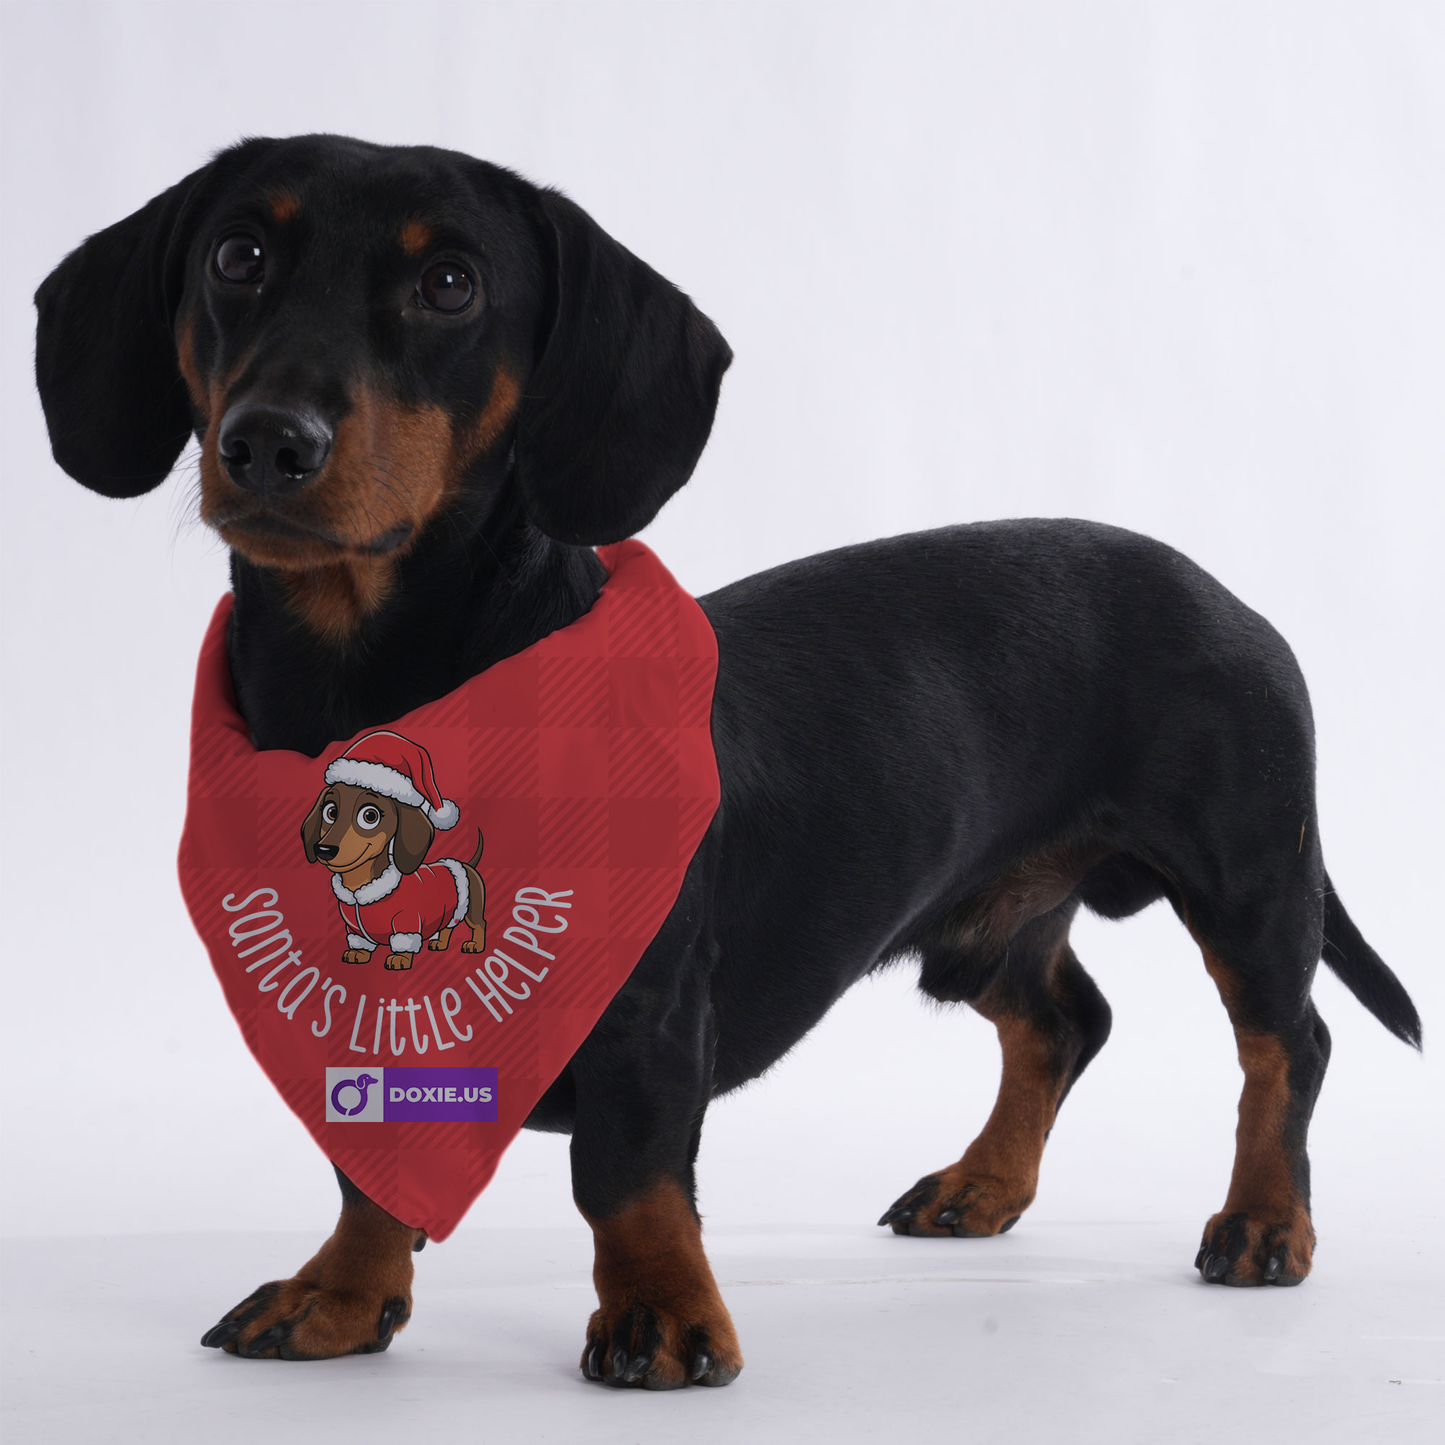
[569,908,742,1389]
[200,1167,423,1360]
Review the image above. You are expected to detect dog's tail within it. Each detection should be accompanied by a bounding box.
[468,829,484,869]
[1321,875,1421,1048]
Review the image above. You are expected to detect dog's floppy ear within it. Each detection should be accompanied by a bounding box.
[299,792,328,864]
[514,189,733,545]
[33,141,274,497]
[392,805,435,875]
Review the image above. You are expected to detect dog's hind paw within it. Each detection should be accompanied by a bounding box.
[200,1279,411,1361]
[1195,1207,1314,1286]
[384,952,414,970]
[878,1165,1032,1238]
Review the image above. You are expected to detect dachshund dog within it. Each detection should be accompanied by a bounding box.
[299,777,487,972]
[35,134,1419,1388]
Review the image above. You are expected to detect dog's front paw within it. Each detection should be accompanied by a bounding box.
[878,1165,1033,1238]
[342,949,373,964]
[384,952,414,970]
[1195,1207,1314,1286]
[581,1300,742,1390]
[200,1279,410,1361]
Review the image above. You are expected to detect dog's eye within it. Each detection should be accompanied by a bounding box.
[215,235,265,284]
[417,262,475,313]
[357,805,383,830]
[322,802,337,825]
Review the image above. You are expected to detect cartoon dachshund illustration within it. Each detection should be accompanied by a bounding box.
[300,731,485,971]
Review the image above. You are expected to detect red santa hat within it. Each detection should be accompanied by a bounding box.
[324,730,459,830]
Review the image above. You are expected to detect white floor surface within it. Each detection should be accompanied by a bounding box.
[4,1220,1440,1445]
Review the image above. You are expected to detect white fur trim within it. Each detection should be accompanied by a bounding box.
[331,864,401,906]
[347,933,375,951]
[435,857,470,929]
[431,798,460,830]
[390,933,423,954]
[325,757,428,811]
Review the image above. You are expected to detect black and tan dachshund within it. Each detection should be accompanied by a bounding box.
[35,134,1419,1388]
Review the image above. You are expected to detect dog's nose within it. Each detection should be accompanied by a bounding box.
[315,843,339,861]
[218,404,333,496]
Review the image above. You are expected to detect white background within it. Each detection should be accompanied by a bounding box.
[2,3,1442,1438]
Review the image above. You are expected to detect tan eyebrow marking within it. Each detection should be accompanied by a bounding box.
[269,191,301,223]
[400,220,433,256]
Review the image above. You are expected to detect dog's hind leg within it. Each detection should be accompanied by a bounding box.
[200,1167,424,1360]
[880,899,1111,1237]
[1187,880,1330,1287]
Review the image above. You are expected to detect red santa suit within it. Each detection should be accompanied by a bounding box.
[332,856,470,955]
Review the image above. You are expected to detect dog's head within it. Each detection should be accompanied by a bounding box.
[300,780,435,876]
[34,135,731,634]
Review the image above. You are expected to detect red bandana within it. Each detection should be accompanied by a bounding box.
[178,542,720,1240]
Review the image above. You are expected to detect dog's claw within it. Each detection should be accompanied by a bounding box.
[584,1345,603,1380]
[999,1214,1021,1234]
[691,1349,712,1381]
[611,1347,628,1382]
[200,1319,241,1349]
[934,1208,960,1226]
[1195,1244,1209,1269]
[623,1354,650,1383]
[1264,1250,1284,1283]
[879,1174,945,1230]
[1204,1253,1229,1282]
[377,1296,407,1339]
